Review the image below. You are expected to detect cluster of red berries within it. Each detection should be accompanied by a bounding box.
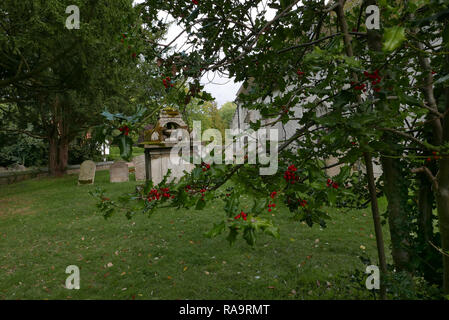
[185,185,207,200]
[119,125,130,136]
[351,81,367,92]
[268,202,276,212]
[327,179,339,189]
[163,76,174,89]
[426,151,441,162]
[299,199,308,207]
[192,0,199,5]
[147,188,174,202]
[270,191,277,199]
[297,69,305,76]
[284,165,299,184]
[199,188,206,201]
[364,70,382,92]
[234,211,247,221]
[201,162,211,172]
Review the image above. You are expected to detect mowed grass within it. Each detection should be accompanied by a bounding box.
[0,171,390,300]
[108,146,144,161]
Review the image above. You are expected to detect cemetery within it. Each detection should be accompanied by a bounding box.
[1,0,449,303]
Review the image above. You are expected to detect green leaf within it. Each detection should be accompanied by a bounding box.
[224,193,239,217]
[114,134,133,162]
[195,198,206,210]
[186,7,200,23]
[226,227,239,245]
[383,27,406,52]
[434,74,449,85]
[205,221,226,238]
[251,198,268,215]
[327,189,337,206]
[243,226,256,246]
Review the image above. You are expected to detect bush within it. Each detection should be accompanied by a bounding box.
[68,136,103,165]
[0,133,48,167]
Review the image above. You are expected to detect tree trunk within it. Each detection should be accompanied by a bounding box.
[48,135,69,177]
[436,86,449,293]
[418,173,434,245]
[381,154,412,271]
[48,96,69,177]
[364,152,388,299]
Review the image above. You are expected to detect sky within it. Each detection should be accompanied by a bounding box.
[134,1,278,108]
[134,0,242,107]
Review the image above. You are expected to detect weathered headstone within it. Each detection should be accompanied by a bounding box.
[78,160,96,185]
[133,155,146,181]
[110,161,129,183]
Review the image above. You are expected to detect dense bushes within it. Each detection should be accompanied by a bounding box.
[68,136,104,165]
[0,132,48,168]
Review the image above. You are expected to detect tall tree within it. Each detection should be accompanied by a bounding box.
[0,0,160,175]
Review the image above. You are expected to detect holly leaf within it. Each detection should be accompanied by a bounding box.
[434,74,449,85]
[205,221,226,238]
[113,134,133,162]
[226,227,239,245]
[195,198,206,210]
[243,226,256,246]
[383,26,406,52]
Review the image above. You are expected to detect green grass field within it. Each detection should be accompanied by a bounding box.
[0,171,389,300]
[107,147,144,161]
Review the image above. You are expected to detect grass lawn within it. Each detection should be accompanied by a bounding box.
[0,171,390,300]
[108,147,144,161]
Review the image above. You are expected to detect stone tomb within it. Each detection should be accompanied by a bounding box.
[78,160,96,185]
[109,161,129,183]
[139,108,195,185]
[133,155,146,182]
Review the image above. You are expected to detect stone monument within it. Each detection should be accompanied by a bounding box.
[109,161,129,183]
[78,160,96,185]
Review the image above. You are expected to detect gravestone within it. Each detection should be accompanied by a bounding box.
[133,155,146,181]
[78,160,96,185]
[110,161,129,183]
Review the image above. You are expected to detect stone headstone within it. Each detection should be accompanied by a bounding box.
[133,155,146,181]
[110,161,129,183]
[78,160,96,185]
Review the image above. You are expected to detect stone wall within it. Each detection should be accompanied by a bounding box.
[0,161,117,185]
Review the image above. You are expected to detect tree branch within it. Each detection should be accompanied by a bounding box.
[412,166,439,191]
